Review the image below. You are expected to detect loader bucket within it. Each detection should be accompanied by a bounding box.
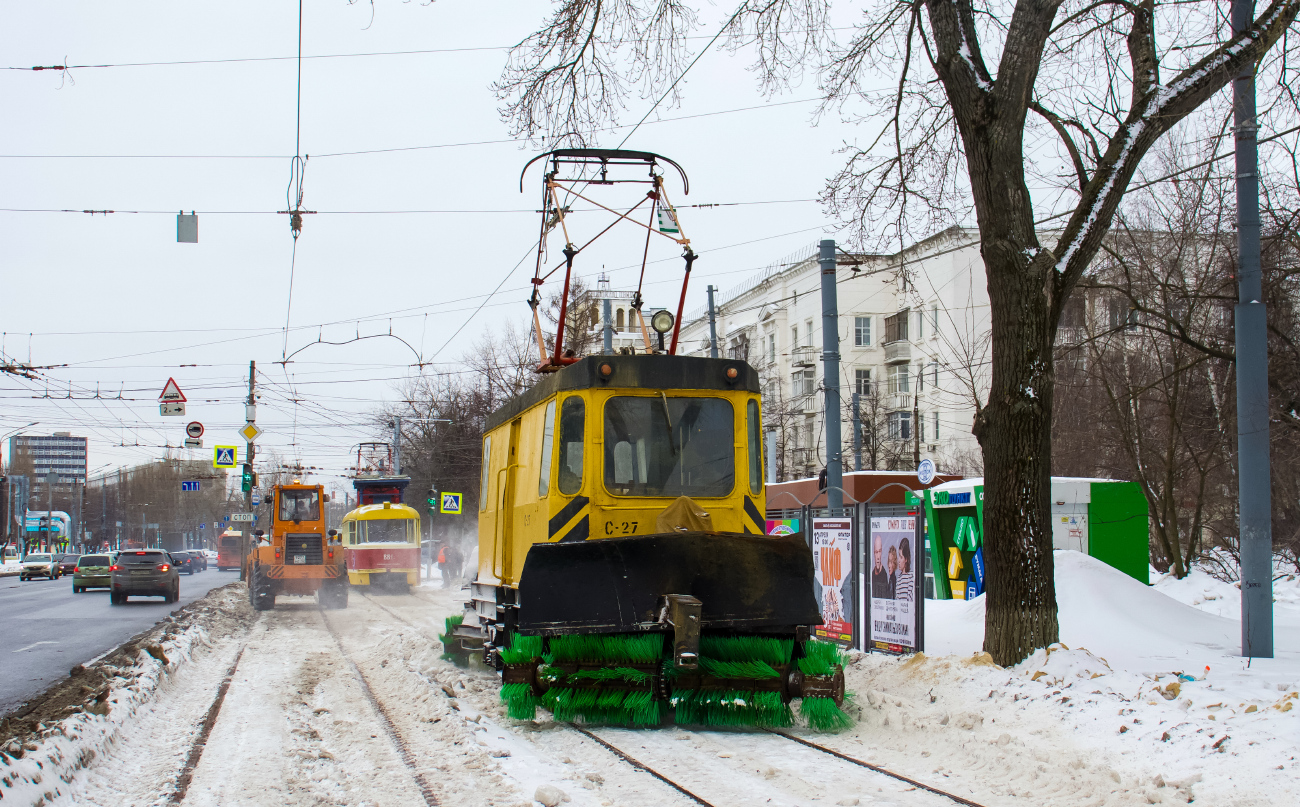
[516,531,820,635]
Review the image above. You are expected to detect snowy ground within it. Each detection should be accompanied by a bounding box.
[4,553,1296,806]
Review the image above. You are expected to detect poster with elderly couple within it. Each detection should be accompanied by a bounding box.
[868,515,923,652]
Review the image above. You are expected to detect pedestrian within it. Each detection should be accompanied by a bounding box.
[895,537,915,601]
[441,540,463,588]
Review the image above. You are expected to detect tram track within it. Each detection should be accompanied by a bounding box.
[358,591,991,806]
[166,642,248,804]
[318,604,442,806]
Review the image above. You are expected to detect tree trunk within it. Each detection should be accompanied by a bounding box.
[973,244,1060,665]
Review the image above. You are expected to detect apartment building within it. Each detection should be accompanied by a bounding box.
[677,228,989,481]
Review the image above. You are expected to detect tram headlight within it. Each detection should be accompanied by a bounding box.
[651,310,675,334]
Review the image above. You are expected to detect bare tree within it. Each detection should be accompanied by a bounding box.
[495,0,1300,664]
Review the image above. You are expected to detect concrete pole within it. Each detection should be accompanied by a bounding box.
[1232,0,1273,658]
[819,240,843,510]
[852,392,863,472]
[393,416,402,476]
[241,360,256,582]
[706,285,719,358]
[603,297,613,353]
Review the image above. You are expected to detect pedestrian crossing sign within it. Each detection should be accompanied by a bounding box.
[213,445,238,468]
[439,492,463,515]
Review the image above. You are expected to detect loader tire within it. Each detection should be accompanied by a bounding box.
[250,564,276,611]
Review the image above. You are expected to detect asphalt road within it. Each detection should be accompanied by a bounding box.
[0,566,238,717]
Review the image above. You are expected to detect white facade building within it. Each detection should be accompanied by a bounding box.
[677,228,990,481]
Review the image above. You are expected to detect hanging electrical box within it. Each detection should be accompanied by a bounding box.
[177,211,198,243]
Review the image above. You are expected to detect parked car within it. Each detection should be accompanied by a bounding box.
[188,551,208,571]
[110,550,180,604]
[73,553,115,592]
[56,554,81,575]
[19,553,60,581]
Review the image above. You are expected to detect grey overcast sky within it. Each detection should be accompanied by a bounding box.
[1,1,881,490]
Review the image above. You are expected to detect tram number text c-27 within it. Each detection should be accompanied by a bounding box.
[604,521,638,536]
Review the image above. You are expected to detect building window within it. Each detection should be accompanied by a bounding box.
[791,325,798,350]
[791,367,816,397]
[854,316,871,347]
[615,309,625,332]
[931,362,939,386]
[767,333,776,363]
[932,304,939,334]
[887,364,910,394]
[854,368,872,396]
[933,411,940,440]
[916,309,924,340]
[916,363,924,391]
[884,309,910,343]
[1107,297,1137,330]
[917,411,925,441]
[888,411,912,441]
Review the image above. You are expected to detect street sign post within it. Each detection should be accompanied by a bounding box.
[184,437,202,449]
[181,481,200,492]
[213,446,238,468]
[230,513,255,522]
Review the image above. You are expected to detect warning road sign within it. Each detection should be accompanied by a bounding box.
[159,377,187,402]
[439,492,463,515]
[213,445,238,468]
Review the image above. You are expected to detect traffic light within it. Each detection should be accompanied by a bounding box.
[241,470,254,492]
[427,487,437,510]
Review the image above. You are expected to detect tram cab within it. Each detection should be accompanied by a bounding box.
[340,502,422,589]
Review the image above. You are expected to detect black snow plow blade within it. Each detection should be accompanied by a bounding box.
[517,531,819,635]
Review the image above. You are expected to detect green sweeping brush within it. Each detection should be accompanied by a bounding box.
[536,633,666,726]
[797,639,854,732]
[499,634,544,720]
[669,635,796,728]
[438,615,465,663]
[547,633,664,665]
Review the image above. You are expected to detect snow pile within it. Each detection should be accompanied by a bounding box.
[0,584,253,807]
[1152,561,1300,620]
[839,551,1299,805]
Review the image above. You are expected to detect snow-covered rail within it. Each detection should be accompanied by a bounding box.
[319,606,441,806]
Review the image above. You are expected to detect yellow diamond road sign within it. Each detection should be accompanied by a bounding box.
[239,423,263,442]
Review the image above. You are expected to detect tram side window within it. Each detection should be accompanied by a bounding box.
[557,397,585,495]
[479,436,492,511]
[747,398,763,495]
[279,489,320,522]
[538,399,557,497]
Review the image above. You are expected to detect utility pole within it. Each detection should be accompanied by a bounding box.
[913,392,921,468]
[45,470,55,551]
[706,285,719,359]
[819,240,843,510]
[393,416,402,476]
[602,297,613,353]
[241,360,256,582]
[852,392,863,472]
[1232,0,1273,658]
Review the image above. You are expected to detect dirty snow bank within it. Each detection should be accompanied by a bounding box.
[0,584,254,806]
[839,551,1298,805]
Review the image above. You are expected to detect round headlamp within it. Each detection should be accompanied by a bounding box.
[651,310,675,334]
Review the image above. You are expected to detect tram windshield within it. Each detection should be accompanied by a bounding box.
[279,489,320,522]
[356,519,414,544]
[603,397,734,497]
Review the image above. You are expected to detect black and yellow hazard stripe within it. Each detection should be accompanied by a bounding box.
[548,495,591,543]
[743,496,765,535]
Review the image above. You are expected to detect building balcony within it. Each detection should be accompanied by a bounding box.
[885,392,914,411]
[883,340,911,364]
[790,345,818,367]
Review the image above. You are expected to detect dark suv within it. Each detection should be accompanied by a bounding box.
[56,554,81,575]
[110,550,180,604]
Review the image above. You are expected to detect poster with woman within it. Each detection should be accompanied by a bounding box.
[868,515,922,652]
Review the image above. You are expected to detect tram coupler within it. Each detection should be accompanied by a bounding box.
[659,594,702,671]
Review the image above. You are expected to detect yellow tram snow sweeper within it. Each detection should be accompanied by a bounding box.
[444,149,850,732]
